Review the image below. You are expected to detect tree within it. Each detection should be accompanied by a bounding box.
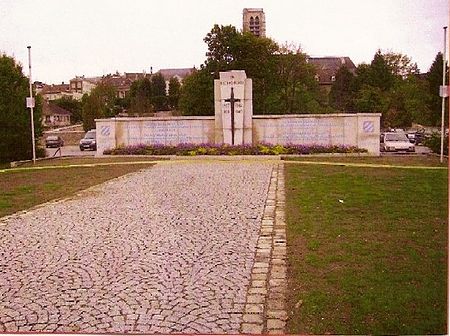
[204,24,240,76]
[273,44,322,114]
[82,83,116,131]
[0,54,42,163]
[203,25,281,114]
[427,52,448,126]
[52,96,82,123]
[129,78,153,115]
[151,73,168,111]
[329,66,356,112]
[199,24,327,115]
[383,51,419,78]
[168,77,181,110]
[179,69,214,116]
[368,50,396,91]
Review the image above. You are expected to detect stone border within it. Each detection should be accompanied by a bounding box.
[240,163,287,334]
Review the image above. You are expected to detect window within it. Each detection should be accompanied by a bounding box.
[331,75,336,82]
[315,74,320,81]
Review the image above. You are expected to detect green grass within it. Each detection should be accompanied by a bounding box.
[285,161,447,334]
[283,154,447,167]
[0,159,156,218]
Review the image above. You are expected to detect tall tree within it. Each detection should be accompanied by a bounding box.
[0,54,42,163]
[129,78,153,115]
[168,77,181,110]
[82,83,116,131]
[427,52,448,126]
[273,44,321,114]
[151,73,168,111]
[368,50,396,91]
[383,51,419,78]
[329,66,356,112]
[179,69,214,116]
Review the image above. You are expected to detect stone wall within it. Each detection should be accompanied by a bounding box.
[95,113,380,155]
[96,117,215,154]
[253,113,381,155]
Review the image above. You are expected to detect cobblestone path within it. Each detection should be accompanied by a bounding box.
[0,162,275,333]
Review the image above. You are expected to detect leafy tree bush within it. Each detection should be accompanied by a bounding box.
[179,25,324,116]
[424,133,448,155]
[82,83,116,131]
[52,96,82,123]
[168,77,181,110]
[0,54,42,163]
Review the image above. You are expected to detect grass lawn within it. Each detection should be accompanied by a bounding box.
[283,154,447,167]
[0,159,156,218]
[285,160,447,334]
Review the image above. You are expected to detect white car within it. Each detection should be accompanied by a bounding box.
[381,132,415,152]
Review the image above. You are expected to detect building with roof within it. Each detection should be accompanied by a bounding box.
[158,68,195,94]
[101,75,134,99]
[308,57,357,92]
[69,76,101,99]
[39,83,71,101]
[243,8,266,37]
[42,101,71,127]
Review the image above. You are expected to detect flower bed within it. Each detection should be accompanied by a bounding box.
[103,143,367,156]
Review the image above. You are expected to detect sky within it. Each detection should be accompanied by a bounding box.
[0,0,448,84]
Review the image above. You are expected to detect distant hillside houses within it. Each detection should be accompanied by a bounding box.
[42,101,71,127]
[37,68,195,103]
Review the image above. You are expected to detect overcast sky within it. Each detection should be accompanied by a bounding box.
[0,0,448,84]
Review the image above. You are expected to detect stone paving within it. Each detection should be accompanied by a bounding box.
[0,161,286,333]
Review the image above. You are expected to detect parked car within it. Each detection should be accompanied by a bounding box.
[406,133,416,144]
[79,130,97,151]
[380,132,415,152]
[45,135,64,148]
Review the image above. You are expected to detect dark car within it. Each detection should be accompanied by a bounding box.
[45,135,64,148]
[79,130,97,151]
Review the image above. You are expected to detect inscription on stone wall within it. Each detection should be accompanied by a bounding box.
[124,120,212,145]
[257,118,354,145]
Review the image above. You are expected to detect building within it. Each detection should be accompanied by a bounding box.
[42,101,71,127]
[69,76,101,99]
[158,68,195,94]
[308,57,357,92]
[101,75,133,99]
[39,83,71,101]
[243,8,266,37]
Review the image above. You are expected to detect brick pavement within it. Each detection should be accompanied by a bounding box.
[0,161,286,333]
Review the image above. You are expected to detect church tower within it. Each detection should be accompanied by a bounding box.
[242,8,266,37]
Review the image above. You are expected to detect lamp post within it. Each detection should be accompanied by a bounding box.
[440,27,448,163]
[27,46,36,164]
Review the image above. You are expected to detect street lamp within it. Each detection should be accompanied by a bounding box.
[27,46,36,164]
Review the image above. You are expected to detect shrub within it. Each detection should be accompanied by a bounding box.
[104,143,367,156]
[424,133,448,156]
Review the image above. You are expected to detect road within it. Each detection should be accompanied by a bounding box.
[45,145,95,158]
[0,162,287,333]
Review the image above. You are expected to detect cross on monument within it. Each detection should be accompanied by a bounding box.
[224,87,241,145]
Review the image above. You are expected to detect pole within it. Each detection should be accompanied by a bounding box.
[441,27,447,163]
[27,46,36,164]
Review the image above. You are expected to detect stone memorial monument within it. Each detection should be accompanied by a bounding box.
[214,70,253,145]
[95,69,381,155]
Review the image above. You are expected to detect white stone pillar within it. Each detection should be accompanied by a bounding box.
[214,70,253,145]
